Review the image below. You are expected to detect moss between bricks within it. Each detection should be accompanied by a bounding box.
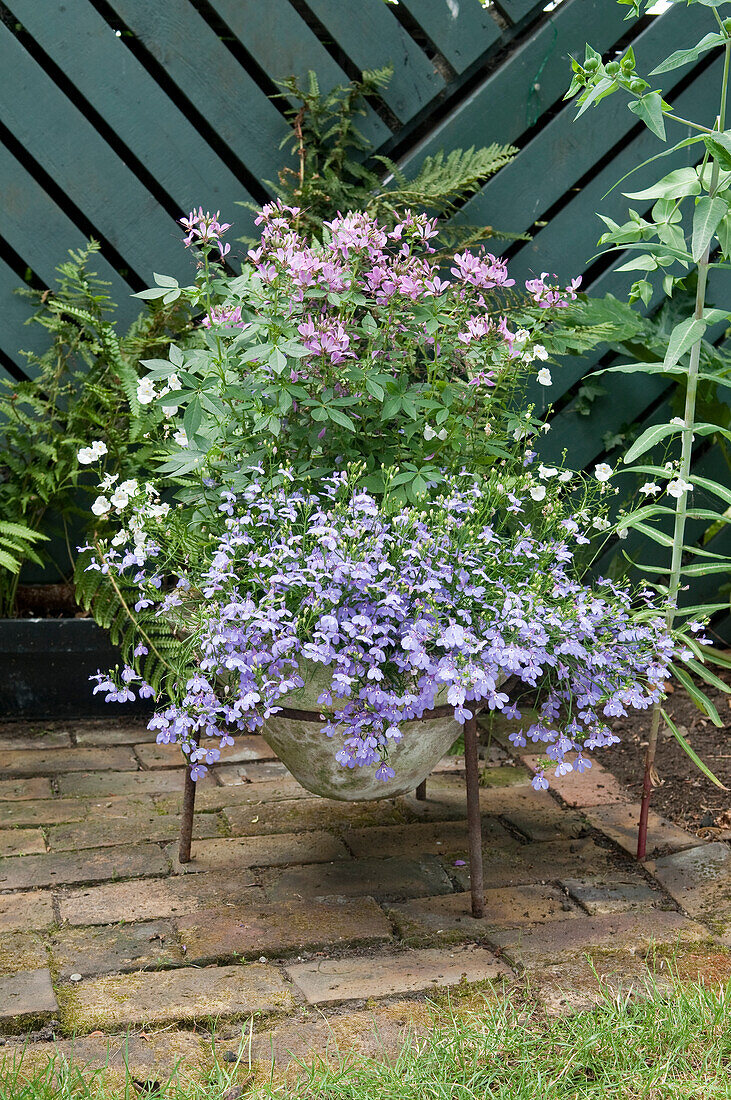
[0,931,49,976]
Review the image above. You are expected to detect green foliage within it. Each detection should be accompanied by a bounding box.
[0,520,47,576]
[0,243,193,616]
[244,67,522,250]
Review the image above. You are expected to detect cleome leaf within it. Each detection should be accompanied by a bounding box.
[627,92,666,141]
[663,317,706,369]
[691,196,727,262]
[623,166,700,201]
[650,32,725,75]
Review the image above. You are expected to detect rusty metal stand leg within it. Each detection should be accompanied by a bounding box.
[178,762,197,864]
[464,715,484,918]
[415,779,427,801]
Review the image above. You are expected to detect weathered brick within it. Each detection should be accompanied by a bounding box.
[585,803,698,858]
[451,837,621,891]
[58,770,191,797]
[219,761,290,784]
[0,747,137,776]
[0,828,46,856]
[168,831,349,873]
[74,722,158,746]
[178,896,392,963]
[3,1030,209,1079]
[135,736,275,770]
[59,874,267,926]
[49,920,184,979]
[561,875,664,915]
[0,728,71,751]
[48,811,220,852]
[489,910,710,963]
[648,842,731,928]
[0,969,58,1033]
[390,885,580,944]
[263,855,453,903]
[154,778,316,814]
[0,843,168,890]
[0,889,55,932]
[346,819,513,860]
[0,777,53,801]
[224,795,411,837]
[59,963,295,1031]
[286,944,509,1004]
[522,757,630,807]
[0,930,49,974]
[0,795,156,828]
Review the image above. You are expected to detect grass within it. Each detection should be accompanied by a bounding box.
[1,978,730,1099]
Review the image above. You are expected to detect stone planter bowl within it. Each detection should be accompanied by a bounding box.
[261,661,460,801]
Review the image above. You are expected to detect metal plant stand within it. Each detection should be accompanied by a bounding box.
[178,711,485,918]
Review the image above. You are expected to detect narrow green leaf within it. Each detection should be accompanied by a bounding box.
[650,32,724,75]
[695,643,731,669]
[680,561,731,575]
[691,196,727,262]
[703,129,731,172]
[662,708,727,789]
[664,317,706,369]
[683,657,731,695]
[672,665,723,727]
[628,92,666,139]
[623,422,680,464]
[628,520,674,547]
[689,473,731,506]
[624,166,700,201]
[575,75,617,120]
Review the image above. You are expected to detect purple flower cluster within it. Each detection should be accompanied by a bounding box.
[525,271,581,309]
[180,207,231,259]
[91,474,675,789]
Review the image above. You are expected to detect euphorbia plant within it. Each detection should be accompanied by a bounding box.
[566,0,731,856]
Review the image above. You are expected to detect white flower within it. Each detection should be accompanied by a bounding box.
[514,329,530,345]
[530,484,546,501]
[437,427,447,440]
[640,481,661,496]
[173,429,188,448]
[91,495,111,516]
[424,424,436,440]
[100,472,118,490]
[538,464,558,479]
[483,423,492,436]
[592,516,611,531]
[670,417,685,427]
[617,527,629,540]
[533,344,549,361]
[537,368,552,387]
[558,470,572,483]
[667,478,693,499]
[119,479,138,496]
[111,530,127,547]
[137,378,157,405]
[594,463,613,482]
[110,489,130,510]
[78,440,107,464]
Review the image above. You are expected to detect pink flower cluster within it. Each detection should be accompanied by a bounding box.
[180,207,232,258]
[526,272,581,309]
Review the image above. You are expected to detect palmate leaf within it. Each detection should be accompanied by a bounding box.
[662,708,727,790]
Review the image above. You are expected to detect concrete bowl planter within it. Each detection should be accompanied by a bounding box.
[260,661,460,801]
[0,618,152,719]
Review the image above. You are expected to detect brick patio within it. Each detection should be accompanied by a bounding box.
[0,712,728,1080]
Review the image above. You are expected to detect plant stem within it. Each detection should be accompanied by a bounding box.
[637,43,730,861]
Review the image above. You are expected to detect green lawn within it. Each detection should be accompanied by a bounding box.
[2,979,730,1099]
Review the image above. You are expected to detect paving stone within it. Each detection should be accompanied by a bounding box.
[4,1030,210,1079]
[0,930,49,974]
[346,819,513,860]
[48,811,221,851]
[219,761,290,784]
[59,874,267,926]
[215,770,314,795]
[58,770,192,797]
[0,843,168,890]
[0,969,58,1033]
[648,842,731,929]
[451,837,620,890]
[168,831,349,873]
[402,782,559,824]
[561,874,668,915]
[527,953,670,1016]
[0,729,72,751]
[0,828,46,856]
[135,736,275,770]
[489,910,710,964]
[59,963,295,1031]
[49,920,184,978]
[498,802,588,843]
[155,778,317,813]
[0,795,157,828]
[74,722,158,746]
[390,885,580,944]
[224,796,411,837]
[0,777,53,801]
[585,803,699,858]
[262,855,454,903]
[178,896,392,963]
[0,747,138,776]
[0,889,55,932]
[522,757,630,807]
[286,944,509,1004]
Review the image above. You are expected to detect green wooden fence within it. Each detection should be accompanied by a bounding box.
[1,0,729,634]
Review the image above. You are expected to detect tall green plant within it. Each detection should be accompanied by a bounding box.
[566,0,731,856]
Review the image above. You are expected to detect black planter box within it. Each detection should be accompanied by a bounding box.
[0,619,153,719]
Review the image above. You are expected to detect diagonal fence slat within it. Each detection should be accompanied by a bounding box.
[396,0,502,73]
